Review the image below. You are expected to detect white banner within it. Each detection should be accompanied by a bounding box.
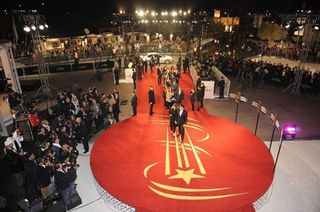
[119,68,134,83]
[203,81,215,99]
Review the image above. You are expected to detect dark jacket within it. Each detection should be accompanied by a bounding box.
[175,90,184,103]
[131,95,137,107]
[190,92,196,103]
[177,110,188,126]
[54,170,70,191]
[37,165,51,187]
[148,90,155,104]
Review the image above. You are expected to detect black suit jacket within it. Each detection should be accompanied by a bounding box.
[131,95,137,107]
[54,170,70,191]
[175,90,184,103]
[190,92,196,103]
[148,90,155,104]
[177,110,188,126]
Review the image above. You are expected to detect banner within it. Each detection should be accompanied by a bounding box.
[203,81,215,99]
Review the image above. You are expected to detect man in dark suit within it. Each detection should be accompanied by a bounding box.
[148,86,155,116]
[130,91,137,116]
[177,104,188,143]
[198,83,205,110]
[157,66,162,85]
[114,67,120,85]
[75,117,89,154]
[132,69,137,89]
[218,76,225,99]
[143,60,148,74]
[196,77,202,89]
[175,87,184,104]
[54,163,71,207]
[190,88,196,112]
[112,88,120,107]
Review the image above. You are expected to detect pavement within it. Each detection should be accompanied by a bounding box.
[205,76,320,140]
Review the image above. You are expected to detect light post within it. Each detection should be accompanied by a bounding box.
[251,100,268,135]
[21,11,57,111]
[269,113,280,151]
[229,92,248,123]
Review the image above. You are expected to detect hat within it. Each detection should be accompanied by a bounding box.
[4,137,14,146]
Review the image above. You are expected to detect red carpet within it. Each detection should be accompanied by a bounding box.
[90,69,274,211]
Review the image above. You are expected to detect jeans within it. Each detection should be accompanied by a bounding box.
[61,187,71,206]
[69,181,76,197]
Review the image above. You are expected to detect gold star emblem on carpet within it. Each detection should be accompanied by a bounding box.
[169,168,205,184]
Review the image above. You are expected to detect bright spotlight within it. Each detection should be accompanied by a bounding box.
[137,10,145,17]
[171,11,177,17]
[187,9,191,14]
[44,23,48,28]
[23,26,31,32]
[39,25,44,30]
[31,25,36,31]
[162,11,168,16]
[312,24,319,31]
[183,11,187,16]
[285,23,290,29]
[151,11,156,17]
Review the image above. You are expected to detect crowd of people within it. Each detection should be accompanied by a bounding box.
[128,58,206,142]
[192,52,320,94]
[2,83,123,210]
[15,37,186,65]
[258,41,320,63]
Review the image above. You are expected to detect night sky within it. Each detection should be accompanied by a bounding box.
[0,0,319,37]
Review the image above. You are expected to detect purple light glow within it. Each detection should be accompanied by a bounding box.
[285,126,297,134]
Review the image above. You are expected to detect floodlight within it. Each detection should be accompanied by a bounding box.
[23,26,31,32]
[171,11,177,17]
[31,25,36,31]
[39,25,44,30]
[312,24,319,31]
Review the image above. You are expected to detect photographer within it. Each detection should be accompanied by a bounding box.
[63,161,79,197]
[54,163,71,207]
[12,129,24,153]
[36,157,53,199]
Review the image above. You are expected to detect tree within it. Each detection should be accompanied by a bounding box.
[258,23,288,41]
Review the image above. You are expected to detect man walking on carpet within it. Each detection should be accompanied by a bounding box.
[131,91,137,116]
[177,104,188,143]
[148,86,155,116]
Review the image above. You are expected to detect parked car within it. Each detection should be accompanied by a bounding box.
[140,52,173,64]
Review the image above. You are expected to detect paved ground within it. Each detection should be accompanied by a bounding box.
[205,76,320,141]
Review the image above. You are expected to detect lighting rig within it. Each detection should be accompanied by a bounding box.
[17,10,57,110]
[280,10,320,95]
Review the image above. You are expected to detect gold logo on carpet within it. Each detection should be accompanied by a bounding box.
[143,116,248,200]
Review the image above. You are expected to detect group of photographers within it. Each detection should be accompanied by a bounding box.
[4,118,80,209]
[2,83,121,209]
